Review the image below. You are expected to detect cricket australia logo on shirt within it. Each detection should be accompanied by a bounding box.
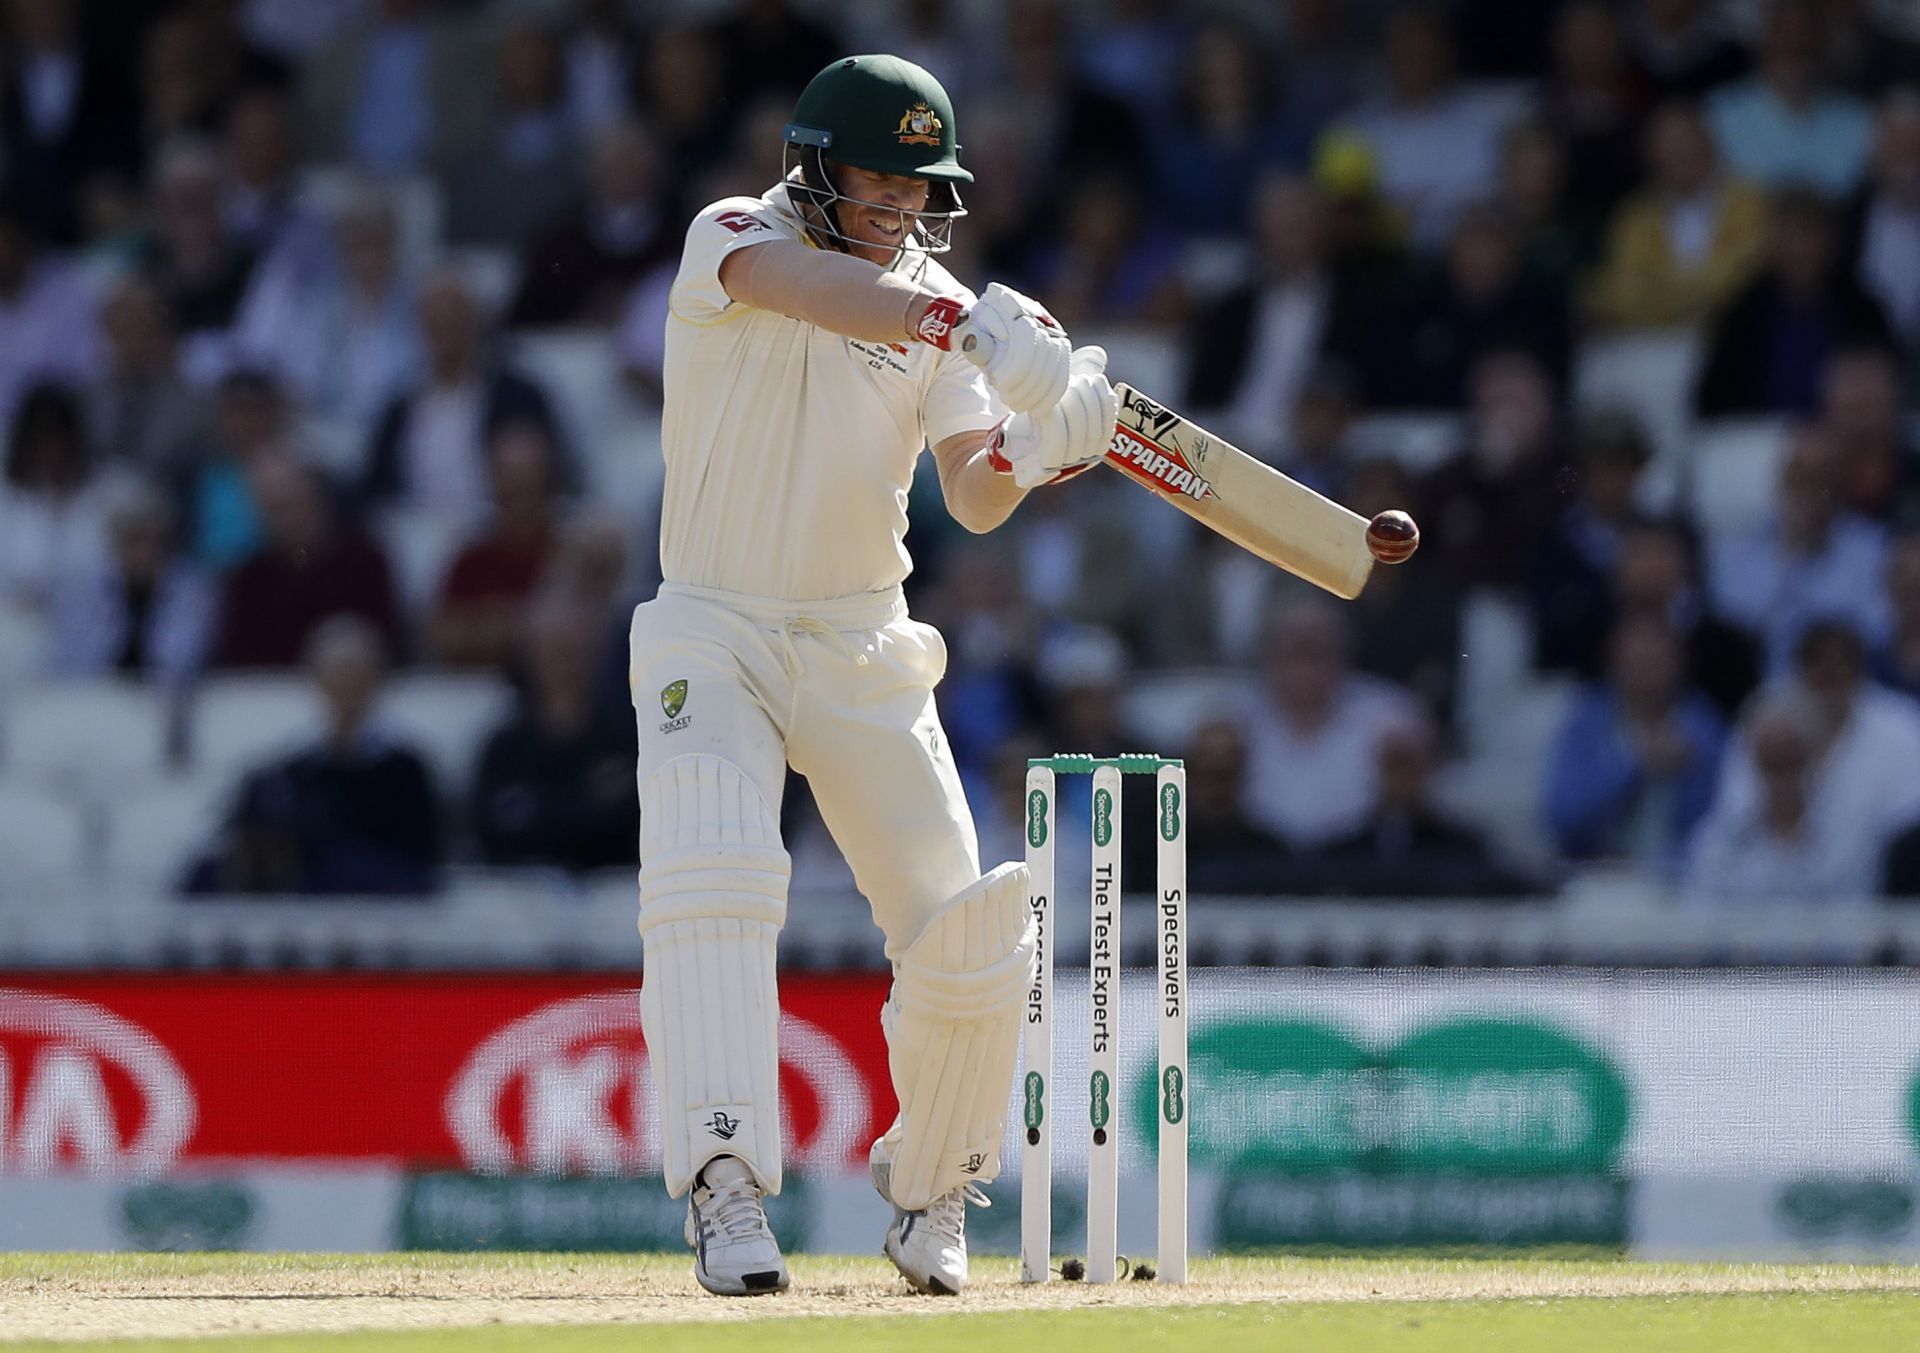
[659,679,691,734]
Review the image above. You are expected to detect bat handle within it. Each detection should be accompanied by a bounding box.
[955,313,998,369]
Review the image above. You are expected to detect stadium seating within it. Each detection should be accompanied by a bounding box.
[1688,418,1791,541]
[0,680,173,785]
[102,774,233,895]
[0,788,89,897]
[186,675,324,781]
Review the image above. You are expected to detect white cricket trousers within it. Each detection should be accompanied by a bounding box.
[629,580,982,959]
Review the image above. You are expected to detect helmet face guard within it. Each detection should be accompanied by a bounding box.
[782,132,965,264]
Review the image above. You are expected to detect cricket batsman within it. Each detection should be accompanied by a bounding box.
[630,55,1116,1296]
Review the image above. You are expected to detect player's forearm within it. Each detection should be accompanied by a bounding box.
[721,240,941,343]
[934,429,1028,533]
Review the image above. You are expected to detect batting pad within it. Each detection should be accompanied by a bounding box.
[638,754,789,1197]
[880,861,1038,1210]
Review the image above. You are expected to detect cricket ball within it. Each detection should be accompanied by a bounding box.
[1366,510,1419,564]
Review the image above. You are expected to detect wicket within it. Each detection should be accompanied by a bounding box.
[1020,753,1188,1285]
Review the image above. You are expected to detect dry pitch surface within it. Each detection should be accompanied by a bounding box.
[2,1253,1919,1346]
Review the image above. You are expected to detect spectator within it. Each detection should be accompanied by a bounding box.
[1684,690,1877,903]
[0,199,101,435]
[1708,426,1889,672]
[996,1,1147,197]
[1840,95,1920,360]
[1545,614,1727,870]
[1538,1,1646,240]
[1150,19,1297,237]
[1821,0,1920,101]
[558,0,638,137]
[432,421,563,671]
[1560,517,1762,719]
[639,23,731,190]
[1821,347,1920,525]
[361,270,567,520]
[187,616,441,896]
[49,476,215,685]
[1331,7,1519,249]
[923,541,1043,778]
[1624,0,1748,100]
[1531,411,1654,672]
[1023,171,1180,328]
[443,21,583,249]
[221,86,331,290]
[1694,188,1893,417]
[239,188,422,452]
[1419,348,1573,592]
[1077,0,1188,115]
[179,365,287,571]
[1,0,139,244]
[213,451,399,668]
[1343,457,1461,719]
[142,139,258,346]
[1277,362,1363,501]
[1586,101,1770,332]
[1706,618,1920,881]
[1316,717,1532,897]
[471,595,637,872]
[1704,1,1872,198]
[507,119,676,328]
[1184,177,1374,460]
[1874,531,1920,698]
[710,0,840,109]
[87,274,209,478]
[1366,202,1571,408]
[1882,812,1920,895]
[1271,0,1366,148]
[1500,120,1583,288]
[1239,595,1422,850]
[1035,625,1143,765]
[0,381,108,609]
[300,0,489,176]
[1165,720,1291,897]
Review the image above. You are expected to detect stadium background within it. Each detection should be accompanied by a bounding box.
[0,0,1918,1261]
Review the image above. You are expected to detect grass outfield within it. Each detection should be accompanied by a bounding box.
[0,1254,1916,1351]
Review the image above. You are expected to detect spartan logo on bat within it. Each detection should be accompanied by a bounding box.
[1125,392,1183,441]
[895,102,943,145]
[1108,425,1216,502]
[706,1111,742,1141]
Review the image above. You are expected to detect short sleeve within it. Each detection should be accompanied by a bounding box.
[923,352,1005,446]
[668,197,786,325]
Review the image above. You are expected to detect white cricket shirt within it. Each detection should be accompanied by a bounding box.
[659,185,1001,601]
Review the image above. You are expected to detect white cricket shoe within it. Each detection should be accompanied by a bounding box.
[684,1156,789,1296]
[871,1147,986,1295]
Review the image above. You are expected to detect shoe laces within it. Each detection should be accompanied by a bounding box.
[921,1182,990,1246]
[700,1175,773,1245]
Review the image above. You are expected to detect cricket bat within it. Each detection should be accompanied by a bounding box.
[1103,383,1376,600]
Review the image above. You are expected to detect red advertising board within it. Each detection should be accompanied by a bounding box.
[0,975,896,1174]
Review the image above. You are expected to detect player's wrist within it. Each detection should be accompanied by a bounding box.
[911,295,967,350]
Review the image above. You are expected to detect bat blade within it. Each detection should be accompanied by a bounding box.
[1102,383,1375,600]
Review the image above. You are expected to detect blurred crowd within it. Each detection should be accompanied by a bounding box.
[4,0,1920,905]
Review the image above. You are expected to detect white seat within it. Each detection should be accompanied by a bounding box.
[1436,676,1578,873]
[384,673,515,795]
[1455,590,1537,756]
[0,603,49,689]
[298,167,444,282]
[1,680,171,783]
[0,787,88,897]
[1346,413,1465,473]
[512,329,665,519]
[1689,418,1790,541]
[101,773,233,894]
[188,674,323,779]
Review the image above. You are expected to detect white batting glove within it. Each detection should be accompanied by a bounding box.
[987,346,1118,489]
[949,282,1072,414]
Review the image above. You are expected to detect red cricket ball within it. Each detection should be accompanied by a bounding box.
[1366,509,1420,564]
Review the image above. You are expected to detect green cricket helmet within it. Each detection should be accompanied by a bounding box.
[783,54,969,258]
